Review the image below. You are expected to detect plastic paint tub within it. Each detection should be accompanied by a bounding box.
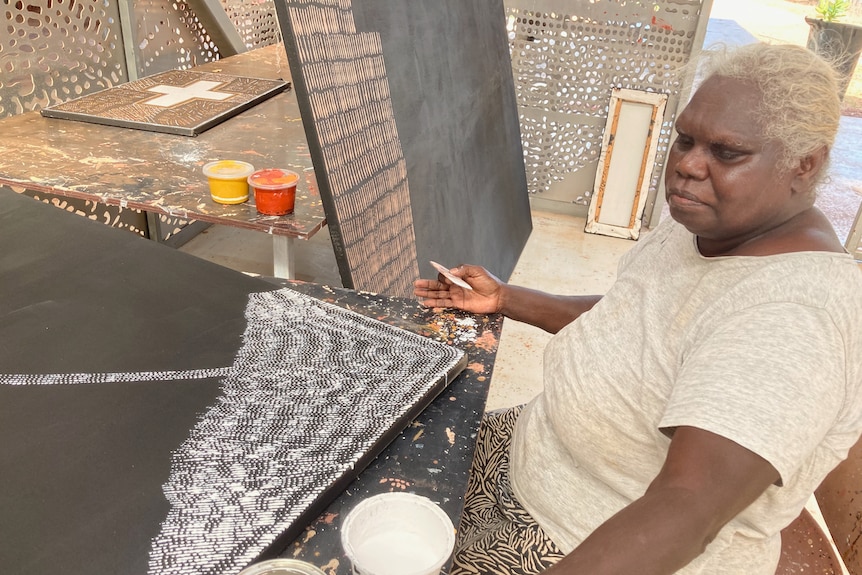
[237,558,326,575]
[248,168,300,216]
[203,160,254,204]
[341,493,455,575]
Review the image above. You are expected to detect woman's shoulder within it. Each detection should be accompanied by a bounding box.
[734,208,845,257]
[690,209,861,312]
[714,245,862,324]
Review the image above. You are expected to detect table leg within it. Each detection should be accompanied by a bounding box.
[273,235,296,279]
[145,212,210,248]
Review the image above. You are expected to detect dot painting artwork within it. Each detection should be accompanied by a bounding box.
[40,69,290,137]
[275,0,532,296]
[0,288,467,575]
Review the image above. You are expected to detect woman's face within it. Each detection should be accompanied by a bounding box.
[664,75,807,255]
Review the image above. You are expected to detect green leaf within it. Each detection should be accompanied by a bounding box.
[815,0,851,22]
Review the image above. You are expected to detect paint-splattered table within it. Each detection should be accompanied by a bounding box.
[271,280,503,574]
[0,188,502,575]
[0,44,323,279]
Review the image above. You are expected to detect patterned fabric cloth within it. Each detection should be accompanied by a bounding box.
[452,406,565,575]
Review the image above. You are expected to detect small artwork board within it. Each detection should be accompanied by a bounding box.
[585,88,668,240]
[40,69,290,136]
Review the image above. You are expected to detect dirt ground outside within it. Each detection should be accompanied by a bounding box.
[709,0,862,115]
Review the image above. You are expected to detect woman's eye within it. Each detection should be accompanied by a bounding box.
[673,136,693,150]
[713,147,744,161]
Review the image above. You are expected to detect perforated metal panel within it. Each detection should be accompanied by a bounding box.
[127,0,223,77]
[127,0,283,77]
[0,0,128,118]
[0,0,145,236]
[5,185,148,237]
[219,0,282,50]
[504,0,705,215]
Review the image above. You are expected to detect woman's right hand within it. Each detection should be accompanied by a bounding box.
[413,264,505,315]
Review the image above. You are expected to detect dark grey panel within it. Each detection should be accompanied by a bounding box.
[352,0,532,281]
[277,0,531,295]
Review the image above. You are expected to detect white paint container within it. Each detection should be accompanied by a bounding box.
[341,492,456,575]
[238,558,326,575]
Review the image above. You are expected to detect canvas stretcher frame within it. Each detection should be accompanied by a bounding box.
[586,88,668,240]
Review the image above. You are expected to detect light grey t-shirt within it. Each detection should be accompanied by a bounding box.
[510,219,862,574]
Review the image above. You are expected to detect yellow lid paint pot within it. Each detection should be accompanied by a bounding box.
[203,160,255,204]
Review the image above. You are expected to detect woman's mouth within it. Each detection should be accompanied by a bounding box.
[667,189,705,208]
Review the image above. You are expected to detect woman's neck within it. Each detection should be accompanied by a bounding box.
[697,208,845,257]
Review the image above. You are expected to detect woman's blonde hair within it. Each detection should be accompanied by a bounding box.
[695,43,841,172]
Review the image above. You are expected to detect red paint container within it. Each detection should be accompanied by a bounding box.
[248,168,299,216]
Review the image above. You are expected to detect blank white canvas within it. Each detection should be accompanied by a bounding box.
[598,101,653,228]
[586,88,667,240]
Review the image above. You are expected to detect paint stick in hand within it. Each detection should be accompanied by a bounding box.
[430,261,473,290]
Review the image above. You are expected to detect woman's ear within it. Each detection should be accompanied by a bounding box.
[791,146,828,196]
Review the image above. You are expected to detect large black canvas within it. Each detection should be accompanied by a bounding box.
[0,190,465,575]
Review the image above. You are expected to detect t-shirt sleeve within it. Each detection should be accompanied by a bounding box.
[659,302,846,485]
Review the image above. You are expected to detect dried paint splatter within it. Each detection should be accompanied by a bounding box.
[452,317,478,344]
[472,330,499,352]
[379,478,411,490]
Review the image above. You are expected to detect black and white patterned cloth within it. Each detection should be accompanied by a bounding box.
[452,406,566,575]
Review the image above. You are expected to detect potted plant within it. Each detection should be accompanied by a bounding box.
[805,0,862,99]
[814,0,852,21]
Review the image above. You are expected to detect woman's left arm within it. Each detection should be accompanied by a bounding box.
[544,425,780,575]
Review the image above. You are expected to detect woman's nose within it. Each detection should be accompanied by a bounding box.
[673,146,708,180]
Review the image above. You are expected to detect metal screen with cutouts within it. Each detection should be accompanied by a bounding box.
[220,0,283,50]
[504,0,706,219]
[126,0,225,77]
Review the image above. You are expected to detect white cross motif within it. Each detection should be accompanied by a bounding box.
[145,80,232,108]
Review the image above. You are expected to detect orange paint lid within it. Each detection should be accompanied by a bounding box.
[248,168,299,190]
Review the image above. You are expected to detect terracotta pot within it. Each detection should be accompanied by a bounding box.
[814,437,862,574]
[806,17,862,99]
[776,507,844,574]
